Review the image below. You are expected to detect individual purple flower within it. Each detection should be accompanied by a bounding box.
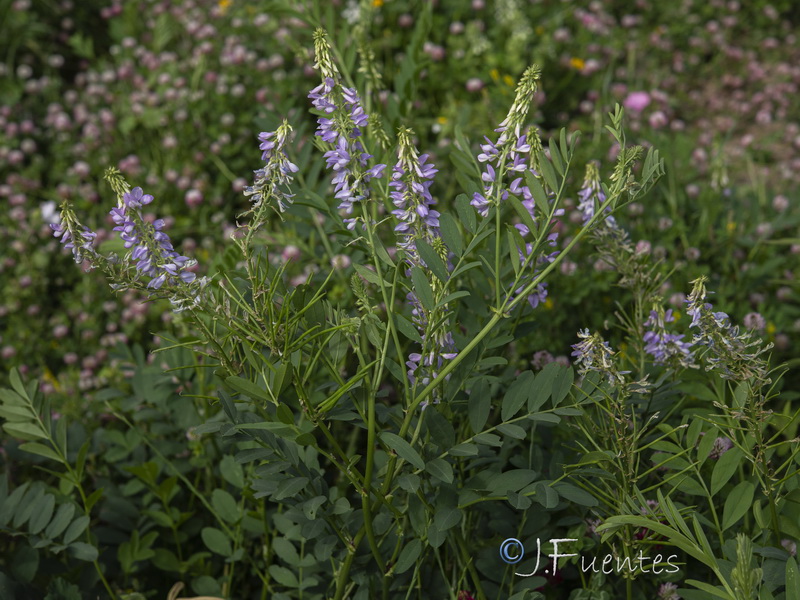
[623,91,651,114]
[643,307,695,368]
[525,283,548,309]
[743,311,766,332]
[531,350,554,370]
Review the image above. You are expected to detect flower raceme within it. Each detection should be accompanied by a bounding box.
[643,306,695,368]
[309,29,386,230]
[469,64,562,311]
[52,170,208,313]
[109,186,197,290]
[571,329,626,385]
[389,128,458,396]
[470,64,542,218]
[577,161,616,228]
[243,120,298,219]
[685,276,772,382]
[391,127,441,265]
[50,210,98,266]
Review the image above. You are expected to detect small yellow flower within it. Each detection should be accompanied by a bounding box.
[726,221,736,233]
[672,310,681,321]
[490,68,500,82]
[43,368,62,392]
[544,298,554,310]
[767,322,776,336]
[218,0,231,13]
[436,116,448,125]
[372,0,384,6]
[503,74,515,87]
[569,57,585,71]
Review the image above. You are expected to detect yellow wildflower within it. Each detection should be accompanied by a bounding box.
[490,68,500,82]
[43,368,62,392]
[569,57,585,71]
[726,221,736,233]
[373,0,384,6]
[218,0,231,13]
[503,74,515,87]
[544,298,554,310]
[766,322,776,336]
[437,116,448,125]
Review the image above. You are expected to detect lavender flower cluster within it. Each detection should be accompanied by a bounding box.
[243,120,298,216]
[469,66,560,309]
[388,129,458,393]
[571,328,629,385]
[109,187,197,290]
[643,307,695,367]
[471,129,533,218]
[685,276,772,382]
[52,171,206,312]
[50,217,98,266]
[390,129,440,264]
[576,161,616,229]
[309,30,385,230]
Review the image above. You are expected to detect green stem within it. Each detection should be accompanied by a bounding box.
[494,204,502,307]
[453,530,487,600]
[332,530,366,600]
[189,307,236,375]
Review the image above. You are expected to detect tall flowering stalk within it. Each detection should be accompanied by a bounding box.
[468,65,564,311]
[470,64,541,218]
[390,128,457,397]
[309,29,385,230]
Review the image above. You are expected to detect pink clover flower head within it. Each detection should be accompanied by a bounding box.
[743,312,766,332]
[709,436,734,459]
[623,91,651,113]
[658,582,681,600]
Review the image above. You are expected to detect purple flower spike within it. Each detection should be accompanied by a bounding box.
[110,186,197,291]
[308,58,385,226]
[245,120,298,214]
[643,308,695,367]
